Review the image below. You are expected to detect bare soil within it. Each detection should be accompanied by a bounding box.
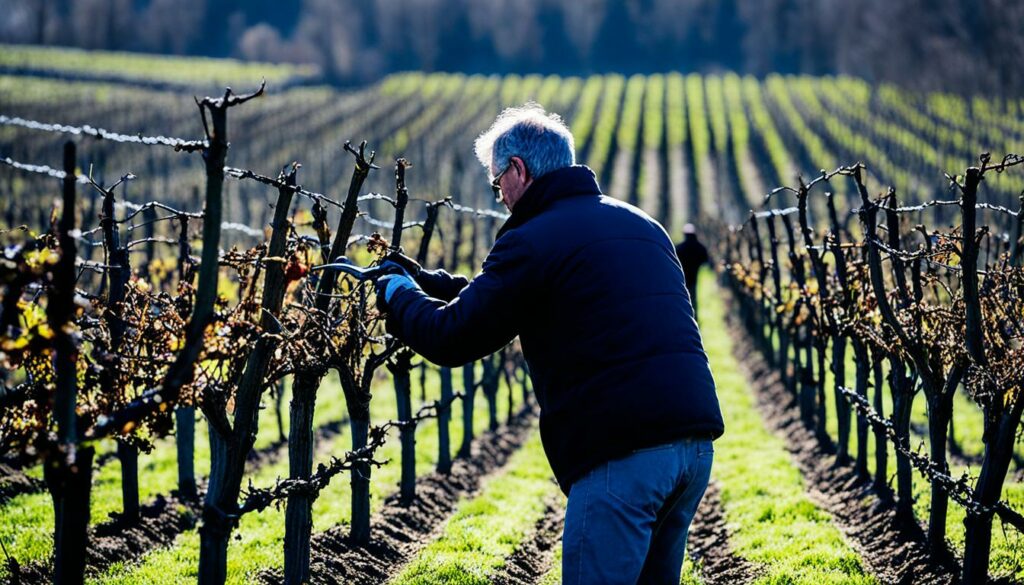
[0,460,44,506]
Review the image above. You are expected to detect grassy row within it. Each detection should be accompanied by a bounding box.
[722,73,756,206]
[568,76,605,155]
[388,429,559,584]
[0,44,315,87]
[742,76,793,189]
[685,73,711,209]
[586,75,626,183]
[700,274,874,584]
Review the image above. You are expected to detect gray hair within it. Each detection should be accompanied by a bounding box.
[474,103,575,180]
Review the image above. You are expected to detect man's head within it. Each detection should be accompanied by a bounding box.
[475,103,575,211]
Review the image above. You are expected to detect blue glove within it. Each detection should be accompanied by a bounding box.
[376,273,420,304]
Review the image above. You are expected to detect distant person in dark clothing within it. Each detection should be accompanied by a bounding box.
[675,223,710,319]
[374,104,723,585]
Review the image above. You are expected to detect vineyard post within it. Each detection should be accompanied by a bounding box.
[44,140,96,585]
[764,215,790,388]
[174,213,197,500]
[481,215,501,432]
[386,158,419,505]
[869,346,891,499]
[436,210,462,473]
[503,347,515,423]
[850,337,870,478]
[97,174,141,522]
[457,212,479,458]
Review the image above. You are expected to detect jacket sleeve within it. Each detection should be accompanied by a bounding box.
[414,268,469,302]
[387,231,535,368]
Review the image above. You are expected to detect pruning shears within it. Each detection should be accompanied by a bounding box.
[309,257,404,281]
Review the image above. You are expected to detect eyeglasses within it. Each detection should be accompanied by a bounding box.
[490,162,512,202]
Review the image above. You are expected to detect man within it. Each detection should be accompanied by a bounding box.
[675,223,710,320]
[375,104,724,585]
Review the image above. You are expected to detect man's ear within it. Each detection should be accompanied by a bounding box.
[513,156,531,181]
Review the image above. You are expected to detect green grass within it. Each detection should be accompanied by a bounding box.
[0,428,214,582]
[0,44,316,87]
[389,429,558,584]
[700,272,875,584]
[89,362,518,584]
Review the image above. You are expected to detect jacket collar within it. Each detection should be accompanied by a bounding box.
[497,165,601,238]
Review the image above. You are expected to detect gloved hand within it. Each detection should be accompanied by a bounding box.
[374,261,421,313]
[376,273,419,303]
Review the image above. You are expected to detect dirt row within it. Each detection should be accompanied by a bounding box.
[0,460,44,506]
[730,328,961,585]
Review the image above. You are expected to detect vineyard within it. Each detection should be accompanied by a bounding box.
[1,52,1024,585]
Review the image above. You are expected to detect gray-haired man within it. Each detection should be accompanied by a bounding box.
[377,104,724,584]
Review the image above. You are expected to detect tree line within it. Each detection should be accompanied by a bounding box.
[3,0,1024,94]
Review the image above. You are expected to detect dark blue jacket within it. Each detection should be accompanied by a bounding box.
[387,165,724,493]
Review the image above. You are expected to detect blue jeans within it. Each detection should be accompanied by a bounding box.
[562,437,714,585]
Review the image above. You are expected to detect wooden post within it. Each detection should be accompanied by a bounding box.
[45,141,96,585]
